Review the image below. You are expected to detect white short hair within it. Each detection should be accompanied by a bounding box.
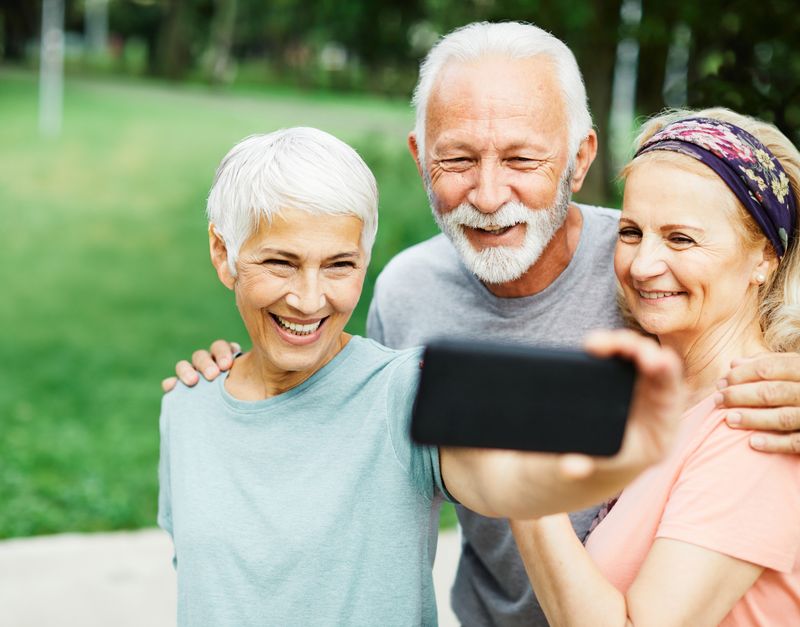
[207,127,378,276]
[412,21,593,167]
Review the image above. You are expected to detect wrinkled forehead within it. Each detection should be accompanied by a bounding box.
[425,55,569,149]
[242,207,365,254]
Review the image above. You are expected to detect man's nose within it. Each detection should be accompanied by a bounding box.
[467,161,512,214]
[629,238,668,281]
[286,271,326,313]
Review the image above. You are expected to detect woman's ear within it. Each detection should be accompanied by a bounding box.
[209,224,236,290]
[752,240,779,285]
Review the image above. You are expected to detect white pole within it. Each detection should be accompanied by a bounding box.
[39,0,65,138]
[663,23,692,108]
[608,0,643,171]
[85,0,109,55]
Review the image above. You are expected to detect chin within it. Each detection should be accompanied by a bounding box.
[635,316,677,338]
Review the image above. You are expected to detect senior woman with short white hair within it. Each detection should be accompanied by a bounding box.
[158,127,684,626]
[512,109,800,626]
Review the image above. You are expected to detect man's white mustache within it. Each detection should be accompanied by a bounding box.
[445,202,534,229]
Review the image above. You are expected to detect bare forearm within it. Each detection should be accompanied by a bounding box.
[442,332,685,518]
[441,447,647,519]
[511,516,630,627]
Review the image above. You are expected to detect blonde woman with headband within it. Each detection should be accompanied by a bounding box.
[512,109,800,626]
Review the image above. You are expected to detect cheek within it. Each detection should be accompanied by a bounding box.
[613,247,632,283]
[327,276,365,314]
[430,173,469,211]
[236,273,287,308]
[519,173,560,206]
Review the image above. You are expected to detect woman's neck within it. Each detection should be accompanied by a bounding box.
[659,311,767,408]
[225,333,351,401]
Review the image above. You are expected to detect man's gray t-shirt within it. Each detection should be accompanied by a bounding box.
[367,204,624,626]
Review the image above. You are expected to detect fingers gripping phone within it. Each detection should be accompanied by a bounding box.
[410,340,636,456]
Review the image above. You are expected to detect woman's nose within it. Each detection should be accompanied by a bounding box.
[629,239,668,280]
[285,272,327,314]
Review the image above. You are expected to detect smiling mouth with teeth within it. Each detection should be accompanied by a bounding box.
[638,290,685,300]
[471,223,521,236]
[271,313,326,335]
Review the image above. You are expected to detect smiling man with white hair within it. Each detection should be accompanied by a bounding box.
[169,20,800,627]
[371,22,617,625]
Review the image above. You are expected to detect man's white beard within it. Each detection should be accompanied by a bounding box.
[430,168,574,285]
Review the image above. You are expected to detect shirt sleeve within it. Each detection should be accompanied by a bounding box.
[385,350,456,503]
[157,397,177,569]
[366,288,386,344]
[657,416,800,573]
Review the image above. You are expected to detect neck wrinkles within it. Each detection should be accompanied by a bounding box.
[227,334,350,400]
[658,301,766,404]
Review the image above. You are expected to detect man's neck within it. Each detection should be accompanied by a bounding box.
[484,203,583,298]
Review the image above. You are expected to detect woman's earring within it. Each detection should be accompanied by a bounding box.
[755,273,766,284]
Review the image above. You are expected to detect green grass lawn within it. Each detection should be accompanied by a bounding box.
[0,69,459,538]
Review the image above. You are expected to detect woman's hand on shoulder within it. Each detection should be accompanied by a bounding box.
[719,352,800,454]
[161,339,241,393]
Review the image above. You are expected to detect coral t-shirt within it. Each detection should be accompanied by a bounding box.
[585,395,800,625]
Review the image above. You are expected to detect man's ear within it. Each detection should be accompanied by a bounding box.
[408,131,424,178]
[569,129,598,194]
[209,224,236,290]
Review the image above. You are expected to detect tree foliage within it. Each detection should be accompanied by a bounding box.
[2,0,798,202]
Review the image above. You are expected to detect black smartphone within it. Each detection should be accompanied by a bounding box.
[410,339,637,456]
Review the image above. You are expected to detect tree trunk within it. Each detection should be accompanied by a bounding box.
[205,0,237,84]
[572,0,622,206]
[154,0,193,79]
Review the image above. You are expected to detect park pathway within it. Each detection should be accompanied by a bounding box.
[0,527,460,627]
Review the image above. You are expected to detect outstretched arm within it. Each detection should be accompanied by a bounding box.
[720,352,800,453]
[440,330,685,519]
[161,340,241,392]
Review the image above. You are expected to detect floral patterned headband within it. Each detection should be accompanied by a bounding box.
[634,117,797,258]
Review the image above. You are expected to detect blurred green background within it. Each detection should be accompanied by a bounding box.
[0,69,440,537]
[2,0,799,539]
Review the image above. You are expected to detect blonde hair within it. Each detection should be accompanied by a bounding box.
[620,107,800,352]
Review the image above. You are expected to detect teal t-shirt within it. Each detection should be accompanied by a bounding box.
[158,336,447,626]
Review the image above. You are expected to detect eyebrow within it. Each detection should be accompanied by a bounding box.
[327,251,362,261]
[433,141,475,154]
[660,223,705,232]
[434,140,551,155]
[619,218,704,232]
[257,248,362,261]
[257,248,300,260]
[501,140,551,154]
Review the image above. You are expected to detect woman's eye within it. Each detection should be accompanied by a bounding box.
[263,259,293,268]
[327,261,356,273]
[618,228,641,242]
[669,234,695,245]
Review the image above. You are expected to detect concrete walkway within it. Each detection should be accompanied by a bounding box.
[0,528,460,626]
